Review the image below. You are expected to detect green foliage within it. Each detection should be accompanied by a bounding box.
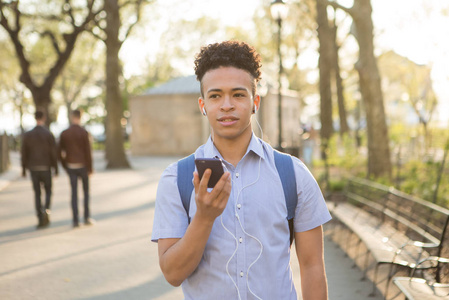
[397,159,446,206]
[316,126,449,207]
[324,133,366,177]
[329,178,345,192]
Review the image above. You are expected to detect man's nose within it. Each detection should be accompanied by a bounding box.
[221,95,234,111]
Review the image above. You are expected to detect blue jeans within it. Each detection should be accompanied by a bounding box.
[30,170,52,216]
[67,167,90,223]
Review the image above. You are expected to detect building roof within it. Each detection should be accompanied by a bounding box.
[143,75,200,95]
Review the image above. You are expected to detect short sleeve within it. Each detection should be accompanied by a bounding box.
[292,157,332,232]
[151,162,190,242]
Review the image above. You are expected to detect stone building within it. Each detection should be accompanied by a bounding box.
[129,75,302,156]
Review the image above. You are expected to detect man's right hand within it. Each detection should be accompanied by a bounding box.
[193,169,231,223]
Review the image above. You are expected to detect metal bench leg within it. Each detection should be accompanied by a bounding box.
[361,249,371,281]
[345,228,354,256]
[384,264,397,300]
[352,239,363,268]
[369,263,380,296]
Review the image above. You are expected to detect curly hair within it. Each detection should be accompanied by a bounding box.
[194,41,262,96]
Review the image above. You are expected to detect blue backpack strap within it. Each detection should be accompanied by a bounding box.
[273,150,297,245]
[177,154,195,223]
[177,151,297,244]
[273,150,297,220]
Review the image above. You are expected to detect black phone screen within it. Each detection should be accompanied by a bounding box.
[194,158,225,188]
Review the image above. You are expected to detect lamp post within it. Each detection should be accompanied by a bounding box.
[270,0,288,151]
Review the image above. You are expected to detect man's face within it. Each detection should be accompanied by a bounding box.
[199,66,260,144]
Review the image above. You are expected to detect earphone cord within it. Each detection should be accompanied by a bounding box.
[221,156,263,300]
[235,156,263,300]
[221,115,264,300]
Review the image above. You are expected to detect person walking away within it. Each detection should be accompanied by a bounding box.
[58,109,94,228]
[21,109,58,229]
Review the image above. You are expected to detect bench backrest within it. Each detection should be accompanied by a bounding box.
[346,178,449,254]
[346,177,449,283]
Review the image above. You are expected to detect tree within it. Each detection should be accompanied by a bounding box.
[315,0,334,142]
[329,7,350,136]
[378,51,438,154]
[54,34,104,122]
[0,0,101,124]
[328,0,392,178]
[90,0,149,169]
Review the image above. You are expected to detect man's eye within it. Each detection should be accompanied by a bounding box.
[234,93,245,97]
[209,94,219,99]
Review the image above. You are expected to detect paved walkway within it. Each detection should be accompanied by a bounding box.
[0,151,383,299]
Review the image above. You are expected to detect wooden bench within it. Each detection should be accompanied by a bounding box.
[329,177,449,298]
[393,256,449,299]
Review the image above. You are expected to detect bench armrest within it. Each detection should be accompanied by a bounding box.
[402,240,439,249]
[396,240,439,254]
[410,256,449,278]
[392,241,439,266]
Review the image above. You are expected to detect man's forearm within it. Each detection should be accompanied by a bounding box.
[159,215,215,286]
[300,265,328,300]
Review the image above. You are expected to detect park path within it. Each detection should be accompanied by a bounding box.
[0,151,382,299]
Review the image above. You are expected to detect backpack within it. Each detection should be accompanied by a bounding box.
[177,150,298,245]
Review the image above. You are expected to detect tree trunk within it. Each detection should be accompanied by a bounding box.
[316,0,334,141]
[104,0,130,169]
[330,23,349,136]
[29,86,53,126]
[352,0,391,178]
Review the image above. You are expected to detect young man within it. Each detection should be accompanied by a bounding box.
[152,41,331,299]
[21,109,58,228]
[58,109,94,227]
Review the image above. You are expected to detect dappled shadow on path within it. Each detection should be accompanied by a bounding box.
[0,233,150,278]
[0,200,155,245]
[79,275,177,300]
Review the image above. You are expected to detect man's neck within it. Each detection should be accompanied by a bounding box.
[212,130,253,167]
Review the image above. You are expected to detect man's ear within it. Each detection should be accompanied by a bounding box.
[253,95,261,113]
[198,98,207,116]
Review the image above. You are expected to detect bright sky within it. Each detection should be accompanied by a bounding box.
[120,0,449,124]
[372,0,449,124]
[1,0,448,133]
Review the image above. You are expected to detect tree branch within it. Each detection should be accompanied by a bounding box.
[0,1,35,89]
[64,0,76,24]
[326,0,353,15]
[119,0,143,10]
[42,30,61,55]
[41,0,102,90]
[121,0,146,42]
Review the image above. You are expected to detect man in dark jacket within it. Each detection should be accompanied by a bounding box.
[58,109,94,227]
[21,109,59,229]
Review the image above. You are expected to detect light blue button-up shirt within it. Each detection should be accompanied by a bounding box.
[152,134,332,300]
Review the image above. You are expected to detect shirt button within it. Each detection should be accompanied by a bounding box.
[237,204,242,209]
[235,172,240,178]
[240,271,244,277]
[239,237,243,243]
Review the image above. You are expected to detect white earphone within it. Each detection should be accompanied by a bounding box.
[253,105,258,113]
[202,107,207,116]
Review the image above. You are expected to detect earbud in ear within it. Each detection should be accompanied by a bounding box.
[202,107,207,116]
[253,105,258,113]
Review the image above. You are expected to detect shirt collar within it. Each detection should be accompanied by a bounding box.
[203,132,266,161]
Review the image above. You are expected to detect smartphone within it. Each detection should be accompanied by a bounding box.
[195,158,225,188]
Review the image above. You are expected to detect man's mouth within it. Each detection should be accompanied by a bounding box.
[218,116,238,126]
